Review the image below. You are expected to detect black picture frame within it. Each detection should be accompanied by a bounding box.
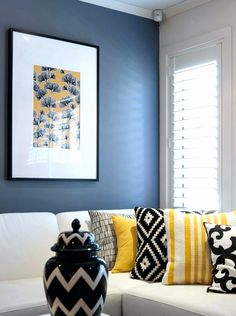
[9,28,99,180]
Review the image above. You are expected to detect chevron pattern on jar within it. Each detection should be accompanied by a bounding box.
[49,296,105,316]
[43,264,108,316]
[58,232,92,246]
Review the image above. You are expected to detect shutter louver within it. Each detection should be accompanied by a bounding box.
[170,48,221,209]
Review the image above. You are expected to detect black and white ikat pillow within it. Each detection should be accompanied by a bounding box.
[204,222,236,293]
[130,207,167,282]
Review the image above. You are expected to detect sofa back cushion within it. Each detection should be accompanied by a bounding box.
[0,212,59,281]
[56,211,92,233]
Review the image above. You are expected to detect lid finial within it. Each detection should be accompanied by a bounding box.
[72,219,81,232]
[51,218,99,253]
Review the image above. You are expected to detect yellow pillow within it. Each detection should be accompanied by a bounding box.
[162,209,236,285]
[111,215,137,273]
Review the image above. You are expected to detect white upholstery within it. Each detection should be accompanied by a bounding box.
[0,274,142,316]
[0,278,48,316]
[56,209,134,233]
[103,285,122,316]
[56,211,91,232]
[103,272,149,316]
[108,272,150,291]
[0,212,58,280]
[0,210,235,316]
[123,282,236,316]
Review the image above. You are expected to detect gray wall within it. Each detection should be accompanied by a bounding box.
[0,0,159,212]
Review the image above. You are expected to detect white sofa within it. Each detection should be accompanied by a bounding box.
[0,210,235,316]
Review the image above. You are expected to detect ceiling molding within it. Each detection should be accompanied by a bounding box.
[163,0,212,18]
[79,0,212,20]
[79,0,153,19]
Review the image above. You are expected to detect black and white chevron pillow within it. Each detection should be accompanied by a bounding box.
[130,207,167,282]
[204,223,236,293]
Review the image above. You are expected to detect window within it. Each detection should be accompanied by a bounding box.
[160,28,232,211]
[169,44,221,209]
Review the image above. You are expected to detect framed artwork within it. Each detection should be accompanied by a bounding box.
[9,29,99,180]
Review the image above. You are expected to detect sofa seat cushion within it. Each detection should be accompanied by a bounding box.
[0,274,138,316]
[103,285,122,316]
[0,278,48,316]
[122,282,236,316]
[108,272,150,290]
[104,272,149,316]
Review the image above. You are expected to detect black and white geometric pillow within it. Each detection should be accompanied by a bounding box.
[204,222,236,293]
[130,207,167,282]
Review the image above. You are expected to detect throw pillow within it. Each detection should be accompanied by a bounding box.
[130,207,167,282]
[181,210,217,215]
[89,211,135,270]
[111,215,137,273]
[162,209,236,285]
[204,222,236,293]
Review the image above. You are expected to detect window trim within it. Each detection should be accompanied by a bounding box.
[160,27,232,211]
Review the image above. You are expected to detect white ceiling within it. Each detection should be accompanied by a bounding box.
[79,0,211,19]
[112,0,186,10]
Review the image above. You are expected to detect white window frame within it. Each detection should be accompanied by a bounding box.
[160,27,232,211]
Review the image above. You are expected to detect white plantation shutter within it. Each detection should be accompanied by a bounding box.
[169,44,221,209]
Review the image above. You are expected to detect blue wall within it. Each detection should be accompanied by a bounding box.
[0,0,159,212]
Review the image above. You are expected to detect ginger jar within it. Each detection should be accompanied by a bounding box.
[43,219,108,316]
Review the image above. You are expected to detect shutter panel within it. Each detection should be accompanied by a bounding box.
[169,44,221,209]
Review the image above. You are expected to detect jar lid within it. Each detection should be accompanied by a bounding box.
[51,219,100,253]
